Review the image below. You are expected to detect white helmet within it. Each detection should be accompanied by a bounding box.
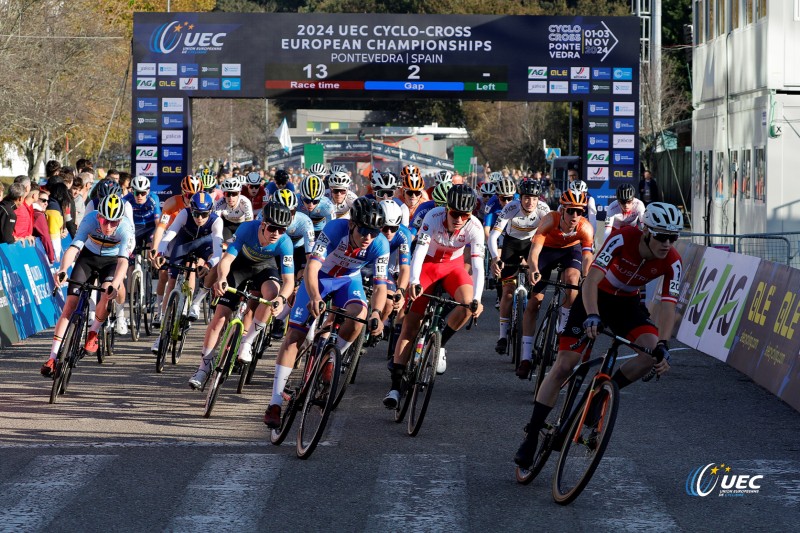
[380,199,403,226]
[131,175,150,192]
[245,172,262,186]
[309,163,327,177]
[434,170,453,187]
[479,182,496,196]
[371,170,397,190]
[221,177,242,193]
[489,171,504,183]
[569,179,588,193]
[328,170,352,189]
[644,202,684,233]
[495,176,517,196]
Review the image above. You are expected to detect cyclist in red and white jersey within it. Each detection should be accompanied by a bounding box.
[242,171,268,212]
[603,183,645,240]
[514,202,682,470]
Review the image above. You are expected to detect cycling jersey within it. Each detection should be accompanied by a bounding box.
[483,194,520,229]
[603,198,645,240]
[158,208,224,267]
[532,211,594,252]
[123,192,161,233]
[157,194,189,229]
[325,189,359,218]
[310,218,390,282]
[364,193,403,208]
[226,220,294,274]
[70,210,135,258]
[592,225,682,303]
[214,196,253,224]
[286,211,315,252]
[409,200,436,237]
[297,195,335,231]
[266,181,295,198]
[488,199,550,259]
[242,185,268,212]
[386,224,412,274]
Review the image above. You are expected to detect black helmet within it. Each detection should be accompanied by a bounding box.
[616,183,635,202]
[274,169,289,185]
[350,197,385,230]
[261,201,293,228]
[93,179,122,201]
[518,178,541,197]
[446,184,477,213]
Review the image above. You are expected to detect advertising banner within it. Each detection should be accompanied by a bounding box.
[677,247,761,362]
[0,255,20,348]
[671,242,706,337]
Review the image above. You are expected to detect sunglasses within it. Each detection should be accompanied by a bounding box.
[98,216,120,227]
[264,224,286,234]
[499,196,514,202]
[448,210,471,221]
[564,208,584,216]
[331,189,347,195]
[405,190,422,197]
[225,192,239,197]
[191,210,211,218]
[303,198,320,205]
[135,191,148,196]
[38,197,49,203]
[357,226,381,238]
[651,231,679,243]
[382,225,399,233]
[482,194,492,200]
[376,189,394,198]
[248,184,260,189]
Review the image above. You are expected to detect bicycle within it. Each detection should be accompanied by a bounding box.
[48,274,106,404]
[97,301,117,364]
[515,329,662,505]
[155,254,198,373]
[393,285,476,437]
[128,246,146,341]
[238,317,274,393]
[506,265,531,369]
[270,303,373,459]
[204,285,273,418]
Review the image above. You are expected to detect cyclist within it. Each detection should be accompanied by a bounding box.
[296,174,335,238]
[383,184,484,409]
[86,179,135,228]
[199,171,222,202]
[266,169,296,198]
[475,181,496,223]
[40,195,134,377]
[242,171,267,212]
[567,177,597,230]
[604,183,645,240]
[365,170,403,207]
[123,175,161,249]
[515,190,594,378]
[188,202,296,389]
[514,202,682,469]
[308,162,328,178]
[397,165,429,227]
[425,169,453,198]
[484,176,518,308]
[409,181,451,237]
[378,199,412,325]
[263,198,389,428]
[214,177,253,240]
[150,176,202,327]
[325,169,359,219]
[489,178,550,354]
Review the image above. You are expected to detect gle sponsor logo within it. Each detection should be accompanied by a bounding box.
[149,21,237,55]
[162,114,184,128]
[614,102,636,116]
[136,77,156,90]
[571,82,589,94]
[136,130,158,144]
[587,166,609,181]
[162,97,184,112]
[571,67,590,80]
[528,80,547,94]
[221,78,241,91]
[158,79,177,88]
[136,98,158,111]
[549,81,568,94]
[180,64,199,76]
[613,67,632,80]
[686,463,764,497]
[527,66,547,79]
[137,63,156,76]
[613,170,635,178]
[588,150,610,165]
[180,77,198,90]
[549,68,568,79]
[222,63,241,76]
[161,130,184,145]
[135,146,158,161]
[162,147,184,161]
[201,78,220,90]
[161,165,183,174]
[135,163,157,177]
[592,67,611,79]
[158,63,177,76]
[588,102,610,116]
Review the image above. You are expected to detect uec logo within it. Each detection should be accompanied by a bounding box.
[686,463,763,497]
[149,21,227,54]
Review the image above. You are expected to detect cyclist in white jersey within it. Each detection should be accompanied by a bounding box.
[214,177,253,239]
[488,178,550,354]
[603,183,645,240]
[325,169,359,219]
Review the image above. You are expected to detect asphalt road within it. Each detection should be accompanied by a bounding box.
[1,290,799,532]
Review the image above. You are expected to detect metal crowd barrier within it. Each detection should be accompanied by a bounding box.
[680,232,800,268]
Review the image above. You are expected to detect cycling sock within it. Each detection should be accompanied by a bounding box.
[192,286,209,307]
[528,401,553,433]
[499,318,509,339]
[50,335,63,360]
[89,320,102,334]
[521,336,534,361]
[336,336,353,353]
[242,320,266,344]
[557,306,570,333]
[115,302,125,319]
[201,346,213,358]
[440,325,457,347]
[271,364,293,406]
[276,304,290,320]
[390,364,406,390]
[612,368,634,390]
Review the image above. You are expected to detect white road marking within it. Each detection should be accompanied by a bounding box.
[0,454,115,532]
[365,454,467,532]
[168,454,284,532]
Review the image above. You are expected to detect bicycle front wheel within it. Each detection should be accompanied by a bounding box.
[296,344,341,459]
[130,271,142,341]
[511,294,525,367]
[143,270,153,337]
[157,293,179,373]
[50,321,78,403]
[552,380,619,505]
[203,323,241,418]
[408,331,441,437]
[332,327,365,409]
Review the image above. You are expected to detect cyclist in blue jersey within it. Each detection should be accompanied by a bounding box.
[484,176,518,307]
[296,174,335,236]
[266,169,296,198]
[378,199,411,326]
[263,197,389,428]
[123,175,161,247]
[41,195,134,377]
[188,202,296,390]
[409,181,452,237]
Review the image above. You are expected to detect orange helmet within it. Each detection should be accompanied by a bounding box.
[181,175,202,194]
[401,165,423,190]
[559,190,587,208]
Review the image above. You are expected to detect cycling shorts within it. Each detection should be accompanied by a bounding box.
[532,244,582,294]
[293,245,307,271]
[69,250,117,297]
[217,262,281,311]
[499,235,531,281]
[168,236,214,278]
[289,275,366,331]
[410,259,472,314]
[222,219,242,241]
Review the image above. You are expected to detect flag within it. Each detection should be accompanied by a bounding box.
[274,118,292,154]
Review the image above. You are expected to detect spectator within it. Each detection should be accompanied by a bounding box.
[13,176,34,244]
[0,182,4,199]
[118,172,131,195]
[106,168,120,183]
[45,159,62,179]
[60,166,76,186]
[48,176,77,238]
[638,170,662,206]
[0,183,24,244]
[30,189,55,262]
[72,174,89,226]
[43,181,72,259]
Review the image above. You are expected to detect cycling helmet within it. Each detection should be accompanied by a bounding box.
[446,184,477,213]
[261,201,293,228]
[328,170,352,189]
[94,179,123,200]
[274,188,298,211]
[400,165,423,190]
[274,169,290,185]
[309,163,327,177]
[518,178,541,197]
[616,183,636,202]
[371,170,397,190]
[190,192,214,212]
[559,190,587,208]
[220,177,242,193]
[644,202,683,233]
[489,171,504,183]
[98,194,124,221]
[131,175,150,193]
[350,197,385,229]
[181,175,201,195]
[479,181,496,196]
[432,181,452,207]
[245,172,262,186]
[380,199,403,227]
[495,176,517,197]
[434,170,453,187]
[568,179,588,193]
[300,174,324,200]
[200,173,217,191]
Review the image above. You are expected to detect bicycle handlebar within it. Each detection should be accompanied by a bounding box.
[224,286,274,307]
[537,278,581,291]
[569,329,654,356]
[52,274,108,297]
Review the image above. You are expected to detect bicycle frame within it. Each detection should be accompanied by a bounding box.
[164,260,196,343]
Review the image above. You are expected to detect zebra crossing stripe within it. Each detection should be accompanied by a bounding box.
[0,454,115,532]
[168,454,284,532]
[365,454,467,532]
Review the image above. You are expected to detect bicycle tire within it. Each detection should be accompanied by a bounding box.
[408,331,441,437]
[270,348,307,445]
[332,327,365,409]
[157,292,179,373]
[172,317,188,365]
[143,269,153,337]
[202,291,210,325]
[107,312,116,359]
[50,321,78,403]
[296,344,341,459]
[203,323,241,418]
[130,271,142,342]
[552,380,619,504]
[394,332,422,424]
[512,294,525,367]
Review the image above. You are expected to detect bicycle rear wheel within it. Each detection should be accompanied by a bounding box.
[531,311,555,396]
[296,344,341,459]
[143,269,153,337]
[130,271,142,342]
[332,327,365,409]
[552,380,619,504]
[408,331,441,437]
[270,347,308,446]
[157,293,179,373]
[50,321,78,403]
[203,323,241,418]
[172,316,188,365]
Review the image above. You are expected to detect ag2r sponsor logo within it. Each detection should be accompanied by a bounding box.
[527,66,547,79]
[587,150,610,165]
[136,78,156,90]
[135,146,158,161]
